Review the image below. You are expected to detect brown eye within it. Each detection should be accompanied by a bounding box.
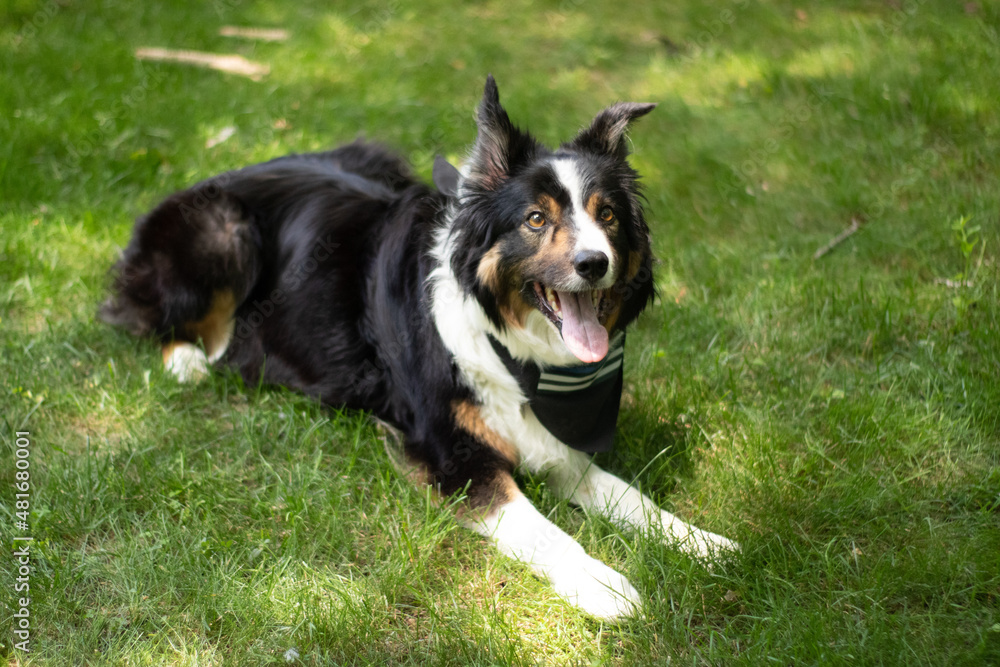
[526,211,546,229]
[598,206,615,223]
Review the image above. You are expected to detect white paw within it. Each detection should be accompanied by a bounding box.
[473,495,642,621]
[546,554,642,620]
[164,343,209,383]
[658,510,739,561]
[678,527,740,562]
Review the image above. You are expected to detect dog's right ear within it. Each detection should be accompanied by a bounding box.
[466,75,537,190]
[568,102,657,160]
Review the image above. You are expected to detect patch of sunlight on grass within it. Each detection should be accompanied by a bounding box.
[941,81,993,116]
[636,52,766,108]
[153,634,226,667]
[784,43,859,79]
[272,567,377,617]
[319,12,370,54]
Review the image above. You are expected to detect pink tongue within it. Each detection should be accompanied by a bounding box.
[557,291,609,363]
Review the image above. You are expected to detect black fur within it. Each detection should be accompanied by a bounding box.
[101,77,656,507]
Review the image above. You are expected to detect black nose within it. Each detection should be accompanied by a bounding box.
[574,250,609,281]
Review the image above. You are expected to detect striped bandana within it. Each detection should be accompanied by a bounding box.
[488,332,625,453]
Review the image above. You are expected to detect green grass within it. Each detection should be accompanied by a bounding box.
[2,0,999,663]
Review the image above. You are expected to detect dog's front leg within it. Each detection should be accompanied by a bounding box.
[464,488,642,620]
[437,401,642,619]
[542,440,738,560]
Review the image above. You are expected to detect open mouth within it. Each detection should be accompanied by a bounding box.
[532,282,610,363]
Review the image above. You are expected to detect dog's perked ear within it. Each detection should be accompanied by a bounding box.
[568,102,657,159]
[466,75,539,190]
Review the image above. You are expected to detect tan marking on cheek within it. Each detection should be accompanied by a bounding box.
[480,247,531,329]
[521,223,577,280]
[550,223,574,257]
[452,400,519,466]
[183,289,236,359]
[476,246,503,291]
[555,229,577,270]
[499,286,532,329]
[626,251,643,283]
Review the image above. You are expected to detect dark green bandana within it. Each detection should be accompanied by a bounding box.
[488,332,625,453]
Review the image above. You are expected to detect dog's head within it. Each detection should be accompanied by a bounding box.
[448,76,656,364]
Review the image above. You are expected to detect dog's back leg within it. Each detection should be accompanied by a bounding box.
[100,183,259,382]
[160,289,237,382]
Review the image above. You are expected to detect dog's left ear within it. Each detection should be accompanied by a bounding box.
[568,102,657,159]
[467,75,538,190]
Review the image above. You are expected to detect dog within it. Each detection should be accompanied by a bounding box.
[100,76,736,620]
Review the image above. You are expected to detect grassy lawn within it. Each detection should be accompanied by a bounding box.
[2,0,999,663]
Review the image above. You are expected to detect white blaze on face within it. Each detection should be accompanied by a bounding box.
[550,157,616,288]
[547,157,615,362]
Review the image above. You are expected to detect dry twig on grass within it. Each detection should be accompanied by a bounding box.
[813,218,862,260]
[219,26,289,42]
[135,47,269,80]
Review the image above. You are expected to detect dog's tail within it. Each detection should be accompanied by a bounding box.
[99,180,261,345]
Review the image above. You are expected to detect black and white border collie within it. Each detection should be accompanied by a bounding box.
[101,76,736,620]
